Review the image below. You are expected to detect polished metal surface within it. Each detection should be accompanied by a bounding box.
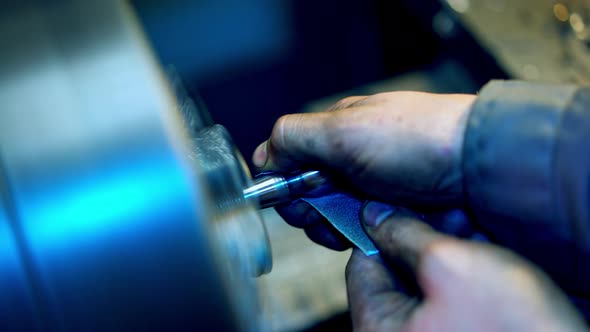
[244,177,292,209]
[244,170,329,209]
[190,124,272,276]
[0,1,268,331]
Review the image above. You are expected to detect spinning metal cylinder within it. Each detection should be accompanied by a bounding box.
[0,1,271,331]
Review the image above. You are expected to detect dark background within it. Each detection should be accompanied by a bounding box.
[132,0,506,170]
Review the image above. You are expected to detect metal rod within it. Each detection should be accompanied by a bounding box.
[244,170,328,209]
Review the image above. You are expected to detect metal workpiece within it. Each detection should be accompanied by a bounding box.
[0,1,267,331]
[244,176,291,208]
[189,124,272,277]
[244,170,329,209]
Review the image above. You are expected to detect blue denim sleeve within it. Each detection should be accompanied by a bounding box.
[463,80,590,316]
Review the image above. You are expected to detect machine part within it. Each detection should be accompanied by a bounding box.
[0,1,270,331]
[167,65,215,133]
[168,65,271,276]
[244,170,329,209]
[191,125,272,277]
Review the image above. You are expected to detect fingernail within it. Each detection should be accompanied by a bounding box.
[362,201,396,228]
[253,141,268,168]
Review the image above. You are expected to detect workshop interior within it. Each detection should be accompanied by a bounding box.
[1,0,589,331]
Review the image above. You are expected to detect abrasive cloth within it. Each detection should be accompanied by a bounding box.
[301,193,379,256]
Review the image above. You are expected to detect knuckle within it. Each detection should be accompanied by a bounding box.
[331,96,365,111]
[388,218,430,242]
[341,96,363,105]
[338,96,357,105]
[385,219,444,262]
[270,114,291,150]
[368,91,405,104]
[271,113,308,154]
[420,238,451,265]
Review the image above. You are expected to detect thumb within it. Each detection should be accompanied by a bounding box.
[252,97,370,171]
[252,111,355,172]
[361,201,446,273]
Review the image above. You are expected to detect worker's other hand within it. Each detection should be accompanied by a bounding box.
[348,201,587,332]
[253,92,476,206]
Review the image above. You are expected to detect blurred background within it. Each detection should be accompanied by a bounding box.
[132,0,508,167]
[129,0,590,331]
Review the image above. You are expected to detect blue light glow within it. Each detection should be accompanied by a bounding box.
[17,148,196,251]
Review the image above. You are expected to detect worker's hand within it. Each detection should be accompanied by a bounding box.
[348,201,587,332]
[253,92,476,206]
[252,92,475,250]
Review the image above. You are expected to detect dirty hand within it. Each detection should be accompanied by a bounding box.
[253,92,476,206]
[348,202,587,332]
[252,92,475,249]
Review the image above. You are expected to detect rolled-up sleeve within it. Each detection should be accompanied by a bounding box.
[463,80,590,295]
